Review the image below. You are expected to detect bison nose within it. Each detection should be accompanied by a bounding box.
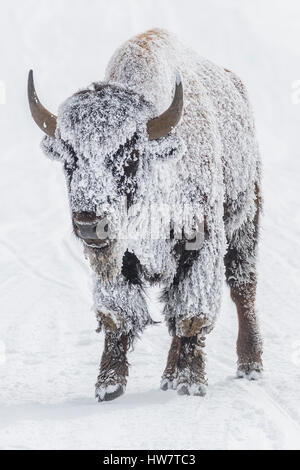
[73,212,98,240]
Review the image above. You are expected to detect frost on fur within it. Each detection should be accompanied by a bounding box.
[41,29,261,344]
[93,273,152,346]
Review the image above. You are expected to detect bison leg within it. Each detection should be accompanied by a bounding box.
[224,187,263,379]
[176,333,207,396]
[161,220,224,396]
[230,279,263,379]
[161,321,208,396]
[95,331,128,402]
[94,252,151,401]
[161,335,181,390]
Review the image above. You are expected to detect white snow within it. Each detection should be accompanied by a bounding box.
[1,0,300,450]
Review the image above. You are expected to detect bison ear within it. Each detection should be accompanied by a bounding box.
[41,135,64,161]
[28,70,57,138]
[147,73,183,141]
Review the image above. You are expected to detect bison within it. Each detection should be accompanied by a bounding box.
[28,29,263,401]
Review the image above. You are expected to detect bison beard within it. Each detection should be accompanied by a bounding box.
[37,29,262,400]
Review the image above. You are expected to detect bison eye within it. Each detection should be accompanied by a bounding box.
[63,143,78,183]
[64,158,77,180]
[107,134,140,176]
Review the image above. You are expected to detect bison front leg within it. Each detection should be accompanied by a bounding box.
[161,320,208,396]
[160,335,181,390]
[162,332,208,396]
[95,328,129,402]
[93,271,151,402]
[161,228,224,396]
[176,333,207,396]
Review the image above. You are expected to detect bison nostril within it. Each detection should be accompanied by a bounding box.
[74,219,97,237]
[72,212,99,239]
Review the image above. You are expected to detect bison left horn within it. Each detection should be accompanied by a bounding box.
[147,73,183,141]
[28,70,57,138]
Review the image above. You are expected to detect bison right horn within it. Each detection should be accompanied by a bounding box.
[27,70,57,138]
[147,73,183,141]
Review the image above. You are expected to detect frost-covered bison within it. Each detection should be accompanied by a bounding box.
[28,29,263,401]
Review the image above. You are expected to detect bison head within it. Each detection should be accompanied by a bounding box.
[28,71,183,251]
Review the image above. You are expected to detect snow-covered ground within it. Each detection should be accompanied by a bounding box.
[1,0,300,450]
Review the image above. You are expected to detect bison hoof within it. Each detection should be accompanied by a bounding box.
[236,362,263,381]
[160,378,176,391]
[95,383,125,402]
[236,369,262,381]
[177,383,207,397]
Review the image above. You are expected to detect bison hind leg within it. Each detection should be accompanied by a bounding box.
[225,187,263,379]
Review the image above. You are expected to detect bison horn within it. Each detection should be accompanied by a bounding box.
[147,73,183,141]
[27,70,57,138]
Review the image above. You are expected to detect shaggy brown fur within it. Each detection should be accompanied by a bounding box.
[230,277,263,375]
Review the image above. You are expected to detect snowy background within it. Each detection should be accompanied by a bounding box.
[1,0,300,450]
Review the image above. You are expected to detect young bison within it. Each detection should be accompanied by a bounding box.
[28,29,263,401]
